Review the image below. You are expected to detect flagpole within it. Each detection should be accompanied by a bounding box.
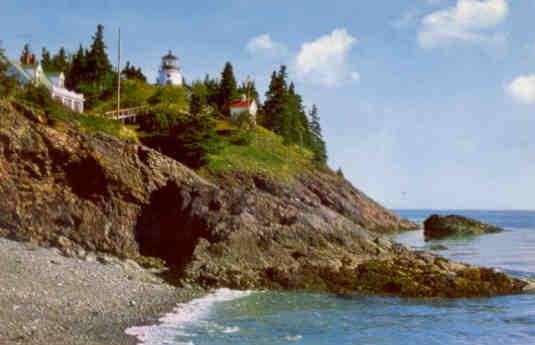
[117,27,121,118]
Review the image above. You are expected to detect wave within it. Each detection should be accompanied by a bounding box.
[125,288,252,345]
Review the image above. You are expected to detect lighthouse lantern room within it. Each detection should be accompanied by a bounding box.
[157,50,183,86]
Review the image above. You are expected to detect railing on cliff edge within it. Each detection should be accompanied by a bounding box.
[102,105,149,122]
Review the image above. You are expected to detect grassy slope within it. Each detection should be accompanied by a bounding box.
[201,121,314,180]
[9,95,313,180]
[10,97,139,142]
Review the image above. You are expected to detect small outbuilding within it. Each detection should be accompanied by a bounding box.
[229,95,257,125]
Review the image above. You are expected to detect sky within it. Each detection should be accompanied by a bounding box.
[1,0,534,210]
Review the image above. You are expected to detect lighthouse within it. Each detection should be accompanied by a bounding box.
[156,50,183,86]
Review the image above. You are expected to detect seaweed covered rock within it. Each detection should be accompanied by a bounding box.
[424,215,503,240]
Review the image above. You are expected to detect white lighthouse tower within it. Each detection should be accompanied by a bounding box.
[156,50,183,86]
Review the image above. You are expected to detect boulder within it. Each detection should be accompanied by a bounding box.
[424,214,503,240]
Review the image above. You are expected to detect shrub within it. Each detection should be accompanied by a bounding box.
[138,104,186,133]
[148,85,188,109]
[0,45,19,97]
[229,130,254,146]
[141,105,221,168]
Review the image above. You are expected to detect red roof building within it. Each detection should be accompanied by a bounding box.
[229,95,258,124]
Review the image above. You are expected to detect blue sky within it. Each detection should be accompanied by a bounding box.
[1,0,534,210]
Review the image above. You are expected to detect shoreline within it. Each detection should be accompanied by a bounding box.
[125,288,253,345]
[0,237,203,345]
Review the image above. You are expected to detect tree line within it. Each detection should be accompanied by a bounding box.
[17,25,145,109]
[189,62,327,164]
[4,24,327,165]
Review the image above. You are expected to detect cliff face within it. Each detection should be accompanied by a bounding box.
[0,100,526,297]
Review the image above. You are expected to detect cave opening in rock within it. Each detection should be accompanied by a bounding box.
[135,182,209,271]
[63,156,110,200]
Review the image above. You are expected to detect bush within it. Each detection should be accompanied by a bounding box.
[17,84,58,112]
[141,105,221,168]
[148,85,188,109]
[229,130,254,146]
[138,104,186,133]
[0,46,19,97]
[168,106,221,168]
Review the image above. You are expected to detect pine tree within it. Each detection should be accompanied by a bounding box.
[0,44,18,96]
[262,66,289,136]
[66,45,87,90]
[238,79,259,102]
[287,82,310,146]
[217,62,237,116]
[190,93,203,115]
[203,74,219,107]
[20,43,35,65]
[41,47,52,70]
[51,47,69,72]
[121,61,147,82]
[169,107,221,168]
[0,45,8,72]
[308,104,327,164]
[86,24,113,86]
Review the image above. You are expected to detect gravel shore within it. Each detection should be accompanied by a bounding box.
[0,237,202,345]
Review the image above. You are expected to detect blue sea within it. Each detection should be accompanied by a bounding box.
[127,210,535,345]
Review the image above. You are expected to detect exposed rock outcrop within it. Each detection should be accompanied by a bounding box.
[0,99,526,297]
[424,214,503,240]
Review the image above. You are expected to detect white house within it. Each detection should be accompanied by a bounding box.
[8,61,84,113]
[229,95,258,125]
[156,50,183,86]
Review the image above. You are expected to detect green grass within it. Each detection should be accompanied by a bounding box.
[203,121,314,180]
[71,114,138,142]
[11,93,312,179]
[12,97,139,142]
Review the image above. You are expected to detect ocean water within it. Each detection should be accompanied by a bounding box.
[127,210,535,345]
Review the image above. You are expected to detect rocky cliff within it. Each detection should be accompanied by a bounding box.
[0,99,526,297]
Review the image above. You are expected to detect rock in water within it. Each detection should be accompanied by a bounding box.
[424,214,503,240]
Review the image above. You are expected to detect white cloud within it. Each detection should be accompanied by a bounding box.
[418,0,508,49]
[507,75,535,104]
[295,28,359,87]
[246,34,287,57]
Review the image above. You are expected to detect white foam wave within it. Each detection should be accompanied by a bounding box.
[125,288,252,345]
[222,326,240,333]
[284,335,303,341]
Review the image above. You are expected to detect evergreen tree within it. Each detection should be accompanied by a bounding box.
[20,43,36,65]
[308,104,327,164]
[203,74,219,107]
[51,47,69,72]
[41,47,52,70]
[262,66,289,136]
[217,62,237,116]
[0,44,18,96]
[238,79,259,101]
[169,107,221,168]
[121,61,147,82]
[66,45,87,90]
[286,82,311,146]
[190,93,203,116]
[86,24,113,86]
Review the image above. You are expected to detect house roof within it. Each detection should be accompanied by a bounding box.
[229,99,254,108]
